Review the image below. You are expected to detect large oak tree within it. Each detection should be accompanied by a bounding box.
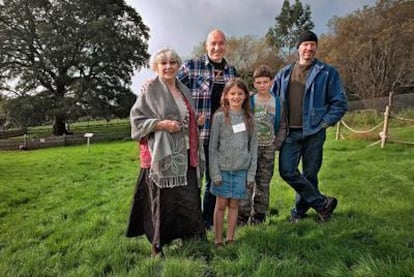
[0,0,149,134]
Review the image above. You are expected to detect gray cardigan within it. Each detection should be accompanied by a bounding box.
[209,110,258,183]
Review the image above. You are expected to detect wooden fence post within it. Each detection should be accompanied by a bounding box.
[23,133,27,149]
[381,105,390,148]
[380,92,394,148]
[388,91,394,108]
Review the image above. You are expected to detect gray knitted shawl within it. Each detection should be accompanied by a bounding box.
[130,77,197,188]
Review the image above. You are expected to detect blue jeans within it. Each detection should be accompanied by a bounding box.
[279,129,327,217]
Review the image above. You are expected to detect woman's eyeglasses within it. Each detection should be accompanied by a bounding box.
[158,61,178,66]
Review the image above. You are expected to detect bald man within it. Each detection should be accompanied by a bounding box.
[177,29,238,230]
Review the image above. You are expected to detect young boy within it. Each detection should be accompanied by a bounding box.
[238,64,286,225]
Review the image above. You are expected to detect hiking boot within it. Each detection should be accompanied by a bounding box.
[288,214,307,224]
[318,197,338,222]
[288,215,301,223]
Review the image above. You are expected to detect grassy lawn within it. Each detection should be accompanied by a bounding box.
[0,130,413,276]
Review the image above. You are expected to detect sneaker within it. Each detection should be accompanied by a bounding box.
[318,197,338,222]
[237,215,249,226]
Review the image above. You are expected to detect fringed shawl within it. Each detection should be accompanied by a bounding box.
[130,77,202,188]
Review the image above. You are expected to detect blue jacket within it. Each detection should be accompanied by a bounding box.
[271,59,348,136]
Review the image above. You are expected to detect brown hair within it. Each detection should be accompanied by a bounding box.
[219,78,254,133]
[253,64,273,79]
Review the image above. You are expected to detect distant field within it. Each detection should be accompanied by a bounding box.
[28,118,131,138]
[0,119,131,150]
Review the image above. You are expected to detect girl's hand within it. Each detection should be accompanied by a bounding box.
[213,180,222,186]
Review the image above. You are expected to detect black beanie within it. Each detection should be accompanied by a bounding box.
[297,30,318,48]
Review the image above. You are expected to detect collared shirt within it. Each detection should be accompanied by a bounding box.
[177,54,238,143]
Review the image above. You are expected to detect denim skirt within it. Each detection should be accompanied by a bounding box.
[210,170,247,199]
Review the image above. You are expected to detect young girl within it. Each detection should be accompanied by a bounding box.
[209,78,258,247]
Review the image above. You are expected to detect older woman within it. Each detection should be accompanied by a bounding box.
[126,48,205,258]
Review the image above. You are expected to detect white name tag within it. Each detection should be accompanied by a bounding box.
[232,122,246,133]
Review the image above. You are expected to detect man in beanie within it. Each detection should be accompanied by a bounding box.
[271,30,347,223]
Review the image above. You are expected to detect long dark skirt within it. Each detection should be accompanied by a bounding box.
[126,166,205,248]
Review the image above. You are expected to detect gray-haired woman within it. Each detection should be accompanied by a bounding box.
[126,48,205,257]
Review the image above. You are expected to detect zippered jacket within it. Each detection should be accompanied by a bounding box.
[271,59,348,136]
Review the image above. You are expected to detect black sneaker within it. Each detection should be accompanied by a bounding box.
[318,197,337,222]
[237,215,249,226]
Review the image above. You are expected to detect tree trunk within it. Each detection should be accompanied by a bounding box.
[53,114,67,136]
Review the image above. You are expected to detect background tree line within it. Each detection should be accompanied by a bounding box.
[0,0,413,134]
[193,0,413,100]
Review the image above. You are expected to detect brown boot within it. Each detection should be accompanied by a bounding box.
[318,197,338,222]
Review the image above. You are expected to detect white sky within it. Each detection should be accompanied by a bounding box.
[125,0,377,93]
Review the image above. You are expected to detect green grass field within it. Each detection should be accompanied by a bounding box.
[0,130,413,276]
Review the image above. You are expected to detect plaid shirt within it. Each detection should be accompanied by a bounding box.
[177,54,238,143]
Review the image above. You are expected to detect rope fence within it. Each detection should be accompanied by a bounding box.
[336,92,414,148]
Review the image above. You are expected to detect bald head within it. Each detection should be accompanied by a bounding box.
[205,29,227,63]
[207,29,226,43]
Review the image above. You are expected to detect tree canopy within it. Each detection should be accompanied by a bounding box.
[318,0,414,99]
[0,0,149,134]
[266,0,314,57]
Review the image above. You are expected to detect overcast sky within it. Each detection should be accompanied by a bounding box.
[125,0,377,92]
